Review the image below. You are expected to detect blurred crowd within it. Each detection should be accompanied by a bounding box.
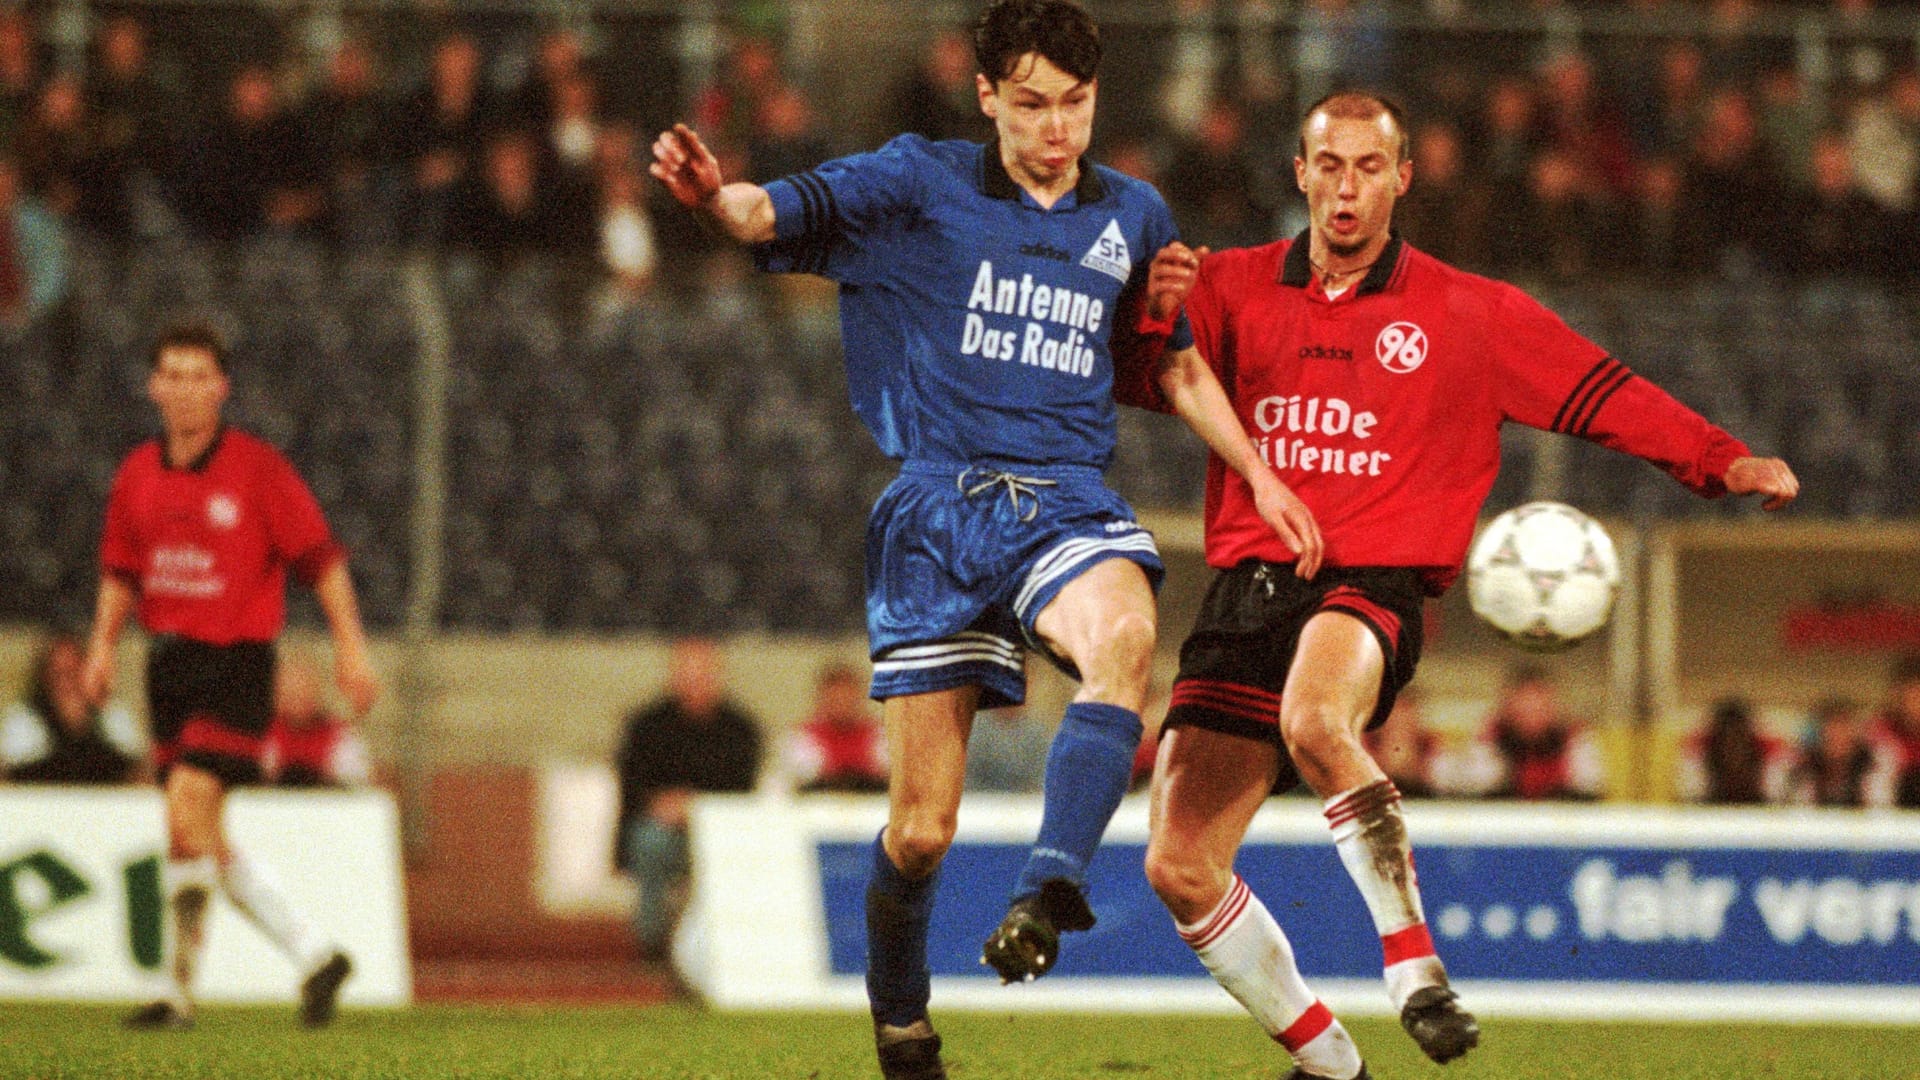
[0,2,1911,343]
[1365,655,1920,809]
[1,628,368,787]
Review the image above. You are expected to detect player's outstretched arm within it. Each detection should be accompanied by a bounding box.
[648,123,775,245]
[1723,456,1799,512]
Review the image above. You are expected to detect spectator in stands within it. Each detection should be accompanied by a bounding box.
[1396,119,1483,268]
[1764,128,1894,278]
[1678,86,1778,275]
[1518,146,1618,281]
[1636,38,1708,161]
[448,130,556,257]
[1535,50,1637,201]
[965,704,1051,794]
[1788,696,1897,808]
[0,152,67,332]
[783,661,887,794]
[1673,696,1794,805]
[304,38,399,246]
[18,75,90,218]
[1455,663,1606,800]
[173,65,323,240]
[1165,96,1270,250]
[393,33,491,246]
[891,29,983,143]
[1477,78,1545,273]
[746,82,831,184]
[1756,64,1822,190]
[1,630,143,783]
[0,8,39,153]
[1871,653,1920,807]
[594,125,657,301]
[613,637,762,958]
[506,27,589,133]
[1362,686,1445,799]
[1847,67,1919,249]
[693,35,783,151]
[88,16,167,146]
[261,650,370,788]
[1621,155,1697,273]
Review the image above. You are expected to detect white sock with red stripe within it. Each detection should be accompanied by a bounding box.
[1177,874,1363,1079]
[218,848,332,974]
[1324,779,1448,1009]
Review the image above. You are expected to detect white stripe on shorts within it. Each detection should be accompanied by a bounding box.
[873,633,1024,676]
[1013,532,1160,620]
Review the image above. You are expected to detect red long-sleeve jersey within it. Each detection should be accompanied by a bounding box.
[100,427,344,644]
[1119,234,1749,593]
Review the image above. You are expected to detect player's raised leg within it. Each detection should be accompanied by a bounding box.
[1281,611,1477,1064]
[869,685,975,1080]
[1146,725,1367,1080]
[983,556,1153,982]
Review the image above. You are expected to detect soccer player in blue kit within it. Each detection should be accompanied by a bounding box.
[651,2,1316,1076]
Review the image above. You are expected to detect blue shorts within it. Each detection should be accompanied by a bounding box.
[865,460,1165,708]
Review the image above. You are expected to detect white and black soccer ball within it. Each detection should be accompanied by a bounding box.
[1465,501,1620,652]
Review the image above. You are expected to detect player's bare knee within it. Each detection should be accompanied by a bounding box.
[1078,610,1155,700]
[1280,703,1364,776]
[1143,845,1225,923]
[888,815,956,877]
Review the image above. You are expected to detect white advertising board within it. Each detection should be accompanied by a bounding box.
[0,786,411,1006]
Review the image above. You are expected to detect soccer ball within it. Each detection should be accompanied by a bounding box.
[1465,501,1620,652]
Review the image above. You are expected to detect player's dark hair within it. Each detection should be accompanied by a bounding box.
[1298,90,1411,163]
[150,320,229,372]
[973,0,1100,86]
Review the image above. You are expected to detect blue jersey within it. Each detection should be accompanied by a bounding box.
[755,134,1193,469]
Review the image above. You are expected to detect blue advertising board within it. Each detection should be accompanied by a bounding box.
[820,839,1920,986]
[681,797,1920,1018]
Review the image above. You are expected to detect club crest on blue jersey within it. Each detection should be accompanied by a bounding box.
[1080,219,1131,283]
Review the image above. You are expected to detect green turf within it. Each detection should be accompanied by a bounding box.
[1,1004,1917,1079]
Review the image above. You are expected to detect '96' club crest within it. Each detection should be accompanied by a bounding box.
[1376,321,1428,374]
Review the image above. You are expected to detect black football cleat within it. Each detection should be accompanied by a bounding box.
[1400,984,1480,1064]
[123,1000,194,1032]
[980,878,1096,984]
[299,950,353,1029]
[1282,1065,1370,1080]
[875,1019,947,1080]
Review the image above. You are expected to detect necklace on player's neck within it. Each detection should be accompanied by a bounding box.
[1311,254,1378,288]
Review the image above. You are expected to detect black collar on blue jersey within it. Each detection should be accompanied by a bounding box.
[162,423,227,473]
[1279,228,1405,295]
[979,137,1108,205]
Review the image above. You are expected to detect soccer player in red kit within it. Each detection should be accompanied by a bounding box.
[80,321,381,1030]
[1122,93,1799,1080]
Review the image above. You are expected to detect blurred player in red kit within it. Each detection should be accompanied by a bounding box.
[263,649,372,787]
[1121,92,1799,1079]
[81,321,381,1030]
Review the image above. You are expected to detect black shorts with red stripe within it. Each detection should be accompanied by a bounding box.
[146,635,276,786]
[1164,561,1425,751]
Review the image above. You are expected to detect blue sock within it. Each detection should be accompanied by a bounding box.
[1012,701,1142,903]
[865,830,937,1027]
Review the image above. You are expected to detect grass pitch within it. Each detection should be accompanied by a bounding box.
[2,1004,1917,1080]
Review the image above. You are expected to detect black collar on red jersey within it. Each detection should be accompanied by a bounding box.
[979,137,1107,205]
[162,424,226,473]
[1279,229,1405,296]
